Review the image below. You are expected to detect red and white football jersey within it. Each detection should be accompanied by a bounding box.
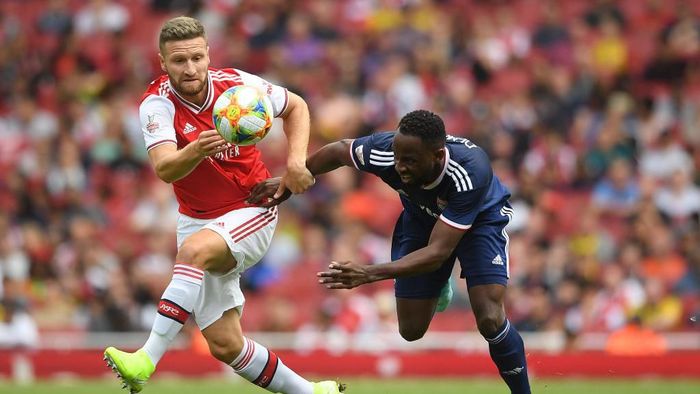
[140,67,289,219]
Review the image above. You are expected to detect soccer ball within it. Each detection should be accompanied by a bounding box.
[212,85,274,146]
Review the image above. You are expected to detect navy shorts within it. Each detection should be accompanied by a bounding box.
[392,202,512,299]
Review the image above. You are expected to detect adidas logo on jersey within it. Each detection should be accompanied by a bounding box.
[491,254,504,265]
[183,122,197,134]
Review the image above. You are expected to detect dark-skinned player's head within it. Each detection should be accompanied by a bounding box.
[393,110,447,186]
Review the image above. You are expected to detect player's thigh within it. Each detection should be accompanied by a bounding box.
[176,213,234,272]
[177,206,279,274]
[392,234,455,301]
[203,206,279,274]
[456,204,511,289]
[395,297,438,335]
[392,217,455,326]
[392,213,455,300]
[190,207,278,331]
[178,229,236,273]
[468,284,506,319]
[394,265,452,334]
[468,283,507,336]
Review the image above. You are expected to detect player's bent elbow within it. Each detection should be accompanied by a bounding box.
[155,171,176,184]
[153,163,178,183]
[338,139,353,149]
[283,92,308,117]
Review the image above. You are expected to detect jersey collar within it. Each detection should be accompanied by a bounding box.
[168,71,214,114]
[422,146,449,190]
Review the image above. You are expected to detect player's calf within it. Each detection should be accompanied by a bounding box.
[229,337,330,393]
[484,320,531,394]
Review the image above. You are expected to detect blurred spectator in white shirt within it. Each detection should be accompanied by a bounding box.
[654,168,700,222]
[0,298,39,349]
[639,130,694,181]
[74,0,130,35]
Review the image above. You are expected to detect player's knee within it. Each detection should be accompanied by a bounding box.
[399,326,427,342]
[177,237,218,271]
[207,334,245,364]
[476,312,503,338]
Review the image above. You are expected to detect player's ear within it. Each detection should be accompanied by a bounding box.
[434,147,446,160]
[158,53,166,72]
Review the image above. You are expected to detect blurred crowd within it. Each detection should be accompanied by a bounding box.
[1,0,699,350]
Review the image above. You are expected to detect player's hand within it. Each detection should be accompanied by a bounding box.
[276,164,314,198]
[194,130,229,157]
[317,261,372,289]
[247,177,292,207]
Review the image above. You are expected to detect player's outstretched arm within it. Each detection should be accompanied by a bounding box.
[277,92,314,197]
[305,139,356,175]
[247,139,356,206]
[247,177,291,207]
[318,220,465,289]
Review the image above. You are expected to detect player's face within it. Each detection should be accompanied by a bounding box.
[393,132,444,186]
[160,37,210,99]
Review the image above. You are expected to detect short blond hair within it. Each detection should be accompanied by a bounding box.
[158,16,206,53]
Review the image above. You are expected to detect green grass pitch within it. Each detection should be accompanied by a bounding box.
[1,378,699,394]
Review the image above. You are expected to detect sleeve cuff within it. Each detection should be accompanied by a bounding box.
[439,215,472,230]
[146,139,177,151]
[349,141,360,169]
[278,88,289,116]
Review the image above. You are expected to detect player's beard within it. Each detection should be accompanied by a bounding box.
[172,75,206,97]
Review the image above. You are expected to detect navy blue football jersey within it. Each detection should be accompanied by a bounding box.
[349,131,511,230]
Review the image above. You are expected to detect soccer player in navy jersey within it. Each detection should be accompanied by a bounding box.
[250,109,531,393]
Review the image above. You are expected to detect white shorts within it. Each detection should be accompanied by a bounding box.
[176,206,278,329]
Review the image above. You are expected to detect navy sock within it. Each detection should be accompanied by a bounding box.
[486,320,531,394]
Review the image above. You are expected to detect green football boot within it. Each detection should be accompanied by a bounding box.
[436,280,453,312]
[103,347,155,393]
[312,380,347,394]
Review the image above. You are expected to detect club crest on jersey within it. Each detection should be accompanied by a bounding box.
[437,197,447,210]
[146,114,159,133]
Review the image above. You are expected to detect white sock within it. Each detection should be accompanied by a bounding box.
[230,337,313,394]
[142,263,204,365]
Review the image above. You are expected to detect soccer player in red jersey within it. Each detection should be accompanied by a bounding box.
[103,16,343,394]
